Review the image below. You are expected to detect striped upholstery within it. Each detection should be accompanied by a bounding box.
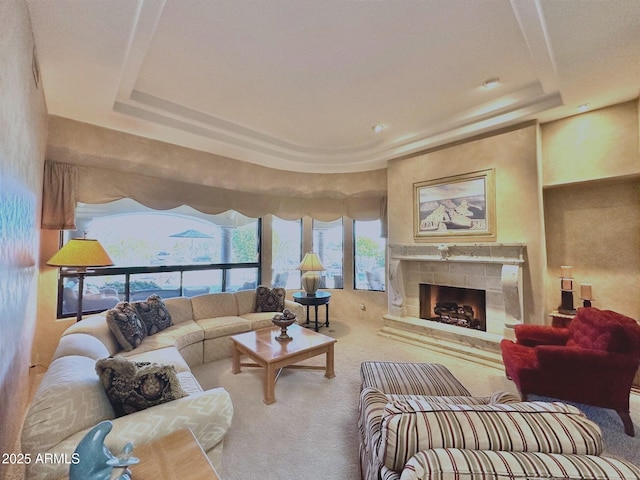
[358,361,640,480]
[400,449,640,480]
[359,387,522,480]
[360,362,472,396]
[381,400,603,472]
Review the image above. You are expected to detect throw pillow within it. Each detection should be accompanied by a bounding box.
[255,285,286,312]
[95,356,187,417]
[105,302,146,351]
[133,294,173,335]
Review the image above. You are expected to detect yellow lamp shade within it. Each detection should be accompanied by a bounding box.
[47,238,114,270]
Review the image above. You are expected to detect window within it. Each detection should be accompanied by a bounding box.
[272,216,302,289]
[56,199,260,318]
[354,220,386,291]
[313,219,343,289]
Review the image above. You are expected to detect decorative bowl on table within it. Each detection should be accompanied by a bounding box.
[272,308,297,342]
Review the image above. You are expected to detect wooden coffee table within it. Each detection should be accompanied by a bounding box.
[230,323,336,404]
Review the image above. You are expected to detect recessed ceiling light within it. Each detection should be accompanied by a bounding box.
[372,124,385,133]
[577,104,590,113]
[482,77,501,89]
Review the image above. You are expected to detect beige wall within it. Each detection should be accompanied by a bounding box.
[47,116,388,200]
[542,101,639,186]
[387,124,548,324]
[543,177,639,319]
[541,101,640,320]
[0,1,48,475]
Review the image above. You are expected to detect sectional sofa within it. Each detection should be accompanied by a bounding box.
[22,288,304,480]
[359,361,640,480]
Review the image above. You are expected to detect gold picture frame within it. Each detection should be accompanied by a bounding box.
[414,168,496,241]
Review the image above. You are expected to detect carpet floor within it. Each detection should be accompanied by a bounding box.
[192,315,640,480]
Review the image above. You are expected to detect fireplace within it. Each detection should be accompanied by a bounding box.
[420,284,486,331]
[381,243,525,366]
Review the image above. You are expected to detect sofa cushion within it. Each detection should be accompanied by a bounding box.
[133,294,173,334]
[95,356,187,417]
[191,293,238,320]
[235,289,257,315]
[164,296,195,324]
[121,346,191,373]
[254,285,285,312]
[380,400,603,473]
[197,316,252,339]
[62,313,121,355]
[52,333,111,361]
[21,356,115,454]
[401,449,640,480]
[106,302,147,351]
[240,311,278,330]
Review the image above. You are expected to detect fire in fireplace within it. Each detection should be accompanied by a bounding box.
[419,284,486,331]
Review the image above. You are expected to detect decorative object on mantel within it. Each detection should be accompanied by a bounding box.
[69,420,138,480]
[272,308,297,342]
[580,283,594,308]
[297,252,325,295]
[413,169,496,241]
[558,265,577,315]
[437,244,449,260]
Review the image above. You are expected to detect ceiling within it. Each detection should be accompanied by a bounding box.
[27,0,640,173]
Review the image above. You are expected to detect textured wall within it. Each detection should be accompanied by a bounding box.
[541,101,640,320]
[0,0,48,474]
[544,177,639,319]
[47,116,387,199]
[542,101,640,186]
[387,124,547,324]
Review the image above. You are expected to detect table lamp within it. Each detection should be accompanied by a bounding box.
[297,252,325,296]
[47,237,114,322]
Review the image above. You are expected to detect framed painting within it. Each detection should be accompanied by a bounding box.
[414,168,496,241]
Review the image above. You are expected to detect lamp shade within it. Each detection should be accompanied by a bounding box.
[47,238,114,270]
[297,252,325,272]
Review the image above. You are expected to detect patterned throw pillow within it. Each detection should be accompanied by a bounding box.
[133,294,173,335]
[255,285,286,312]
[106,302,146,352]
[95,356,187,417]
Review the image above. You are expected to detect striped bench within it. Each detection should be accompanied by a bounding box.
[360,361,471,397]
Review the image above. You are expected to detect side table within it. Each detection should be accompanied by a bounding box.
[293,291,331,332]
[549,310,575,328]
[130,428,220,480]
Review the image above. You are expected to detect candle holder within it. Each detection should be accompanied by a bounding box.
[558,267,577,315]
[579,284,593,309]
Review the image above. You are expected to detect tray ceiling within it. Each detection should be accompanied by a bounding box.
[27,0,640,173]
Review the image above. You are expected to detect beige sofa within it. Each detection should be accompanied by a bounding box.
[22,289,304,480]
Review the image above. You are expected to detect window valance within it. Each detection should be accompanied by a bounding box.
[42,161,387,230]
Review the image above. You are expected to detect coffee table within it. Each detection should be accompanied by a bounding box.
[230,323,336,404]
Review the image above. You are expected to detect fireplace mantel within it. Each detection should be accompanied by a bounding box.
[389,243,525,265]
[383,242,526,365]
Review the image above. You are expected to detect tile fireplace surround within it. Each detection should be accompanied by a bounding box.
[382,243,526,367]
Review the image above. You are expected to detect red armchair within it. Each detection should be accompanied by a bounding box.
[501,307,640,436]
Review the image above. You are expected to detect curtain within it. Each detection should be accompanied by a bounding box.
[42,162,386,227]
[41,161,78,230]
